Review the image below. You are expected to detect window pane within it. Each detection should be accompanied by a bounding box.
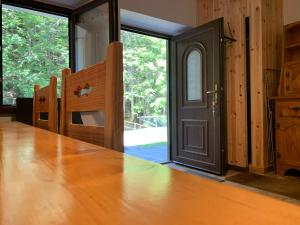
[75,3,109,71]
[2,5,69,105]
[187,50,202,101]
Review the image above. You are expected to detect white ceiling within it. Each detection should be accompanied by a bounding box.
[36,0,92,9]
[35,0,191,36]
[121,9,190,36]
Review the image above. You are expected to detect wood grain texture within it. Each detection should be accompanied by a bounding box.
[32,76,58,133]
[60,42,123,151]
[59,68,69,135]
[66,62,106,112]
[32,84,40,127]
[48,77,58,132]
[66,123,104,146]
[197,0,283,170]
[197,0,249,167]
[275,98,300,175]
[36,119,48,130]
[104,42,124,152]
[260,0,283,168]
[249,0,266,171]
[35,86,50,113]
[275,20,300,176]
[279,22,300,96]
[1,122,300,225]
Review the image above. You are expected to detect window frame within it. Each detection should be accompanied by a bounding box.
[70,0,111,72]
[1,0,72,106]
[0,0,119,107]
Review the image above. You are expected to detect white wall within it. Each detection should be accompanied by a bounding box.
[283,0,300,25]
[119,0,197,27]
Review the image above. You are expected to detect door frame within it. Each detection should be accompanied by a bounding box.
[170,18,227,174]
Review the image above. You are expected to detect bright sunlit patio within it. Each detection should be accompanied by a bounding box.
[124,127,168,163]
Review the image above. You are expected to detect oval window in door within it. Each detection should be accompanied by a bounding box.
[187,50,202,101]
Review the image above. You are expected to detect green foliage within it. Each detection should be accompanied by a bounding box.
[2,7,69,104]
[2,8,166,122]
[121,31,167,123]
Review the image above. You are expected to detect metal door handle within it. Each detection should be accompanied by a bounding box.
[206,90,217,94]
[206,83,218,106]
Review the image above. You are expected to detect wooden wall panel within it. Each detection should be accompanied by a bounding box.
[227,0,248,168]
[198,0,248,167]
[261,0,283,169]
[197,0,213,25]
[249,0,283,172]
[249,0,265,171]
[197,0,283,171]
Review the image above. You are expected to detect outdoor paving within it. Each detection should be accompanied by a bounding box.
[124,127,168,163]
[125,144,168,163]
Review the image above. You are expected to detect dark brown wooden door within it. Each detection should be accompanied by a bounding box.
[171,18,226,175]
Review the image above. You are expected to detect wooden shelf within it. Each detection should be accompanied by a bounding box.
[270,95,300,101]
[285,42,300,49]
[286,21,300,31]
[283,24,300,96]
[284,60,300,66]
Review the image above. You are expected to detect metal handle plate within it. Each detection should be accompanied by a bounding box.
[206,90,217,94]
[206,83,218,106]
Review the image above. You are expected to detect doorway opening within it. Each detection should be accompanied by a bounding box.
[121,29,169,163]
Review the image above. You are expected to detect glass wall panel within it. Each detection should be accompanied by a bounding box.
[2,4,69,105]
[75,3,109,71]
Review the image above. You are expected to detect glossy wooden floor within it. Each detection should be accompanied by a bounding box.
[1,122,300,225]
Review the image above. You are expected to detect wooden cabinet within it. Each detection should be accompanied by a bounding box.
[275,21,300,175]
[279,22,300,96]
[274,97,300,175]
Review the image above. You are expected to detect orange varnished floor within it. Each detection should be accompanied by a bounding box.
[1,122,300,225]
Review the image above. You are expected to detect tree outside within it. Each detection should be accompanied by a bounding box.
[121,30,167,128]
[2,6,69,105]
